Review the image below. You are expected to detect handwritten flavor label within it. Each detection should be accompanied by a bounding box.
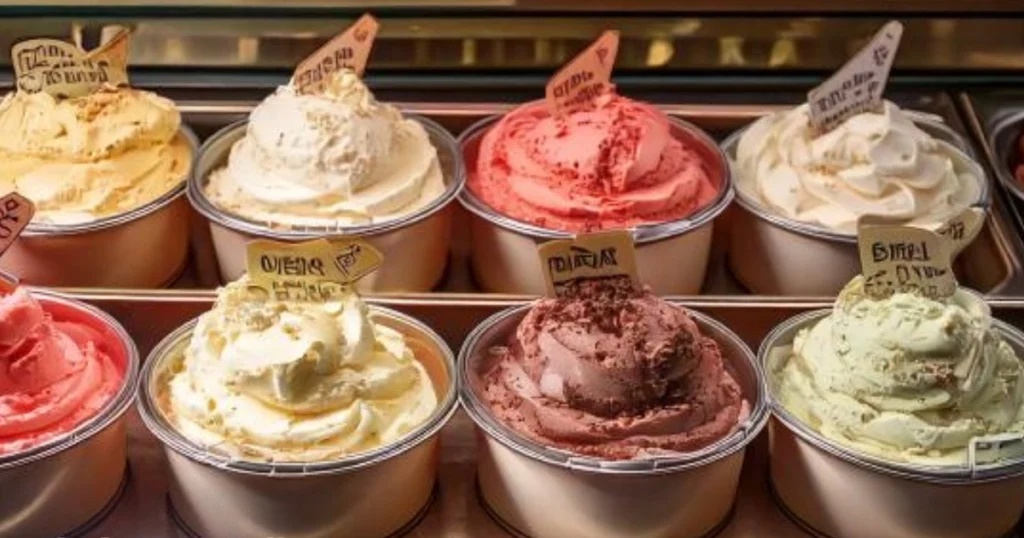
[932,207,986,258]
[858,217,956,300]
[293,13,379,95]
[545,30,620,116]
[87,27,131,72]
[0,193,36,292]
[969,434,1024,471]
[12,37,129,98]
[807,20,903,132]
[246,238,383,302]
[537,230,639,297]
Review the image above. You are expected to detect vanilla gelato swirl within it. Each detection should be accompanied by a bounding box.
[735,101,982,233]
[204,69,445,227]
[165,278,437,462]
[772,277,1024,465]
[0,86,191,225]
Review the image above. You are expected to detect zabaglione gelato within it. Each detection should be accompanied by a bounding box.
[0,289,124,455]
[468,95,720,232]
[204,69,445,228]
[478,278,748,460]
[770,277,1024,465]
[734,100,983,234]
[158,277,438,462]
[0,86,191,225]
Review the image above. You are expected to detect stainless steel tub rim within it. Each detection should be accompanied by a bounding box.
[455,111,734,244]
[762,307,1024,485]
[188,116,465,240]
[721,112,992,245]
[0,288,141,470]
[21,127,199,238]
[459,302,769,476]
[137,306,459,478]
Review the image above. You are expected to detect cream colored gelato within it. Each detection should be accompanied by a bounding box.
[735,101,982,234]
[770,277,1024,465]
[204,69,445,228]
[161,277,438,462]
[0,86,191,225]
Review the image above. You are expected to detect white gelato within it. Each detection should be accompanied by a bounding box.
[734,101,983,233]
[204,69,444,227]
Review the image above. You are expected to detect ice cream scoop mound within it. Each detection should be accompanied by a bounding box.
[0,290,124,455]
[481,278,747,460]
[469,97,719,232]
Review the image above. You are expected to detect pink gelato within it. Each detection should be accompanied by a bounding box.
[467,95,720,232]
[478,277,748,460]
[0,290,124,455]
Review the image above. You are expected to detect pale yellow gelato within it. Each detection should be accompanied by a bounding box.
[161,277,438,462]
[0,86,191,225]
[735,101,983,234]
[204,69,445,228]
[770,277,1024,465]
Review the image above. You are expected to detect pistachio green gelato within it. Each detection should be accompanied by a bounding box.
[770,276,1024,465]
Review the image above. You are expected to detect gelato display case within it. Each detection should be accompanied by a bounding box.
[3,3,1024,538]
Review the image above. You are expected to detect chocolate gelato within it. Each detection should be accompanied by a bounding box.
[478,277,748,460]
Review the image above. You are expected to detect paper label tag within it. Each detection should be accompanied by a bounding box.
[246,238,382,301]
[969,434,1024,470]
[0,193,36,293]
[537,230,639,297]
[545,30,619,117]
[293,13,379,95]
[87,27,131,71]
[807,20,903,132]
[12,37,129,98]
[858,217,956,300]
[932,207,986,258]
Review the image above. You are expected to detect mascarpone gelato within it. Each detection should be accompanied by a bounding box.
[734,101,982,234]
[203,69,445,228]
[161,277,438,462]
[770,277,1024,465]
[0,86,191,225]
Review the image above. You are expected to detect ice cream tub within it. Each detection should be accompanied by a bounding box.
[762,309,1024,538]
[0,289,140,538]
[459,302,769,538]
[0,128,197,289]
[137,306,458,538]
[458,110,733,296]
[985,108,1024,206]
[189,116,464,292]
[722,109,990,297]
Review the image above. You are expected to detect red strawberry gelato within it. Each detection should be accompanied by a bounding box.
[0,290,124,455]
[467,95,720,232]
[477,277,748,460]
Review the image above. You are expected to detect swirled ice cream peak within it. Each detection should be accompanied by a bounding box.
[204,69,445,228]
[163,277,437,462]
[735,101,982,233]
[770,276,1024,465]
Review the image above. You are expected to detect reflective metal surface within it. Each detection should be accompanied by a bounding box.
[2,17,1024,73]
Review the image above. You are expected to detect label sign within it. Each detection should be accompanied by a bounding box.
[246,238,383,302]
[969,434,1024,471]
[12,37,129,98]
[537,230,639,297]
[293,14,379,95]
[545,30,620,117]
[87,28,131,73]
[932,207,986,258]
[807,20,903,132]
[0,193,36,292]
[858,218,956,300]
